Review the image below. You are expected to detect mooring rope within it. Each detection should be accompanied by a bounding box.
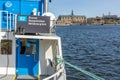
[56,56,105,80]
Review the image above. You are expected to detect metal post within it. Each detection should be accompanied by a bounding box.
[13,14,15,30]
[15,14,17,32]
[0,11,1,32]
[10,13,12,31]
[0,11,10,31]
[44,0,49,13]
[6,11,8,31]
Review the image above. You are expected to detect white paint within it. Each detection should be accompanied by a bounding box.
[0,32,7,39]
[39,40,46,75]
[6,11,8,31]
[0,67,15,75]
[0,12,1,32]
[43,67,64,80]
[0,32,16,75]
[38,12,40,16]
[32,8,37,16]
[15,15,17,32]
[42,12,56,32]
[58,38,63,57]
[40,40,55,75]
[0,32,14,39]
[0,32,64,77]
[39,40,41,74]
[15,35,60,40]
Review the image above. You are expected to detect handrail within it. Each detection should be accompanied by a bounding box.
[0,11,1,32]
[0,11,8,32]
[0,10,16,32]
[14,14,17,32]
[43,67,65,80]
[13,14,15,30]
[6,11,8,31]
[10,13,12,31]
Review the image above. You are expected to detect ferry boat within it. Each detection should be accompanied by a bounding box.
[0,0,66,80]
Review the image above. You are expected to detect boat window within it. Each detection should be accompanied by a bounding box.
[20,39,36,54]
[1,40,12,55]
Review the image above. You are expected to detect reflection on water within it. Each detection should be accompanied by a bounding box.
[56,25,120,80]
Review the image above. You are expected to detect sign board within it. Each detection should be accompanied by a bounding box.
[17,15,50,33]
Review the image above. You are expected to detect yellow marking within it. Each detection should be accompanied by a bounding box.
[13,75,16,80]
[38,75,40,80]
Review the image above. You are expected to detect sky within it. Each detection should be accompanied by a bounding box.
[49,0,120,18]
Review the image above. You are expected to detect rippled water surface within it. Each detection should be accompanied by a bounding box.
[56,25,120,80]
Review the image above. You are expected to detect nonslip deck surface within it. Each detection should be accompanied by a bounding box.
[0,75,49,80]
[0,75,14,80]
[17,75,49,80]
[17,75,38,80]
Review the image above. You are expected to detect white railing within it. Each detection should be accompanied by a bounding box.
[0,10,17,32]
[10,13,12,31]
[43,67,66,80]
[0,11,1,32]
[0,10,8,32]
[14,14,17,32]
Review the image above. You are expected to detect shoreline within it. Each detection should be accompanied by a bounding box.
[56,24,120,27]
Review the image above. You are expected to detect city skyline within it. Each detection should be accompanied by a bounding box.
[49,0,120,18]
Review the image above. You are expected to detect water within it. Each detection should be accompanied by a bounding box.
[56,25,120,80]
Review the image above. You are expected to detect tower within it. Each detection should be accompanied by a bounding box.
[71,10,74,16]
[71,10,74,24]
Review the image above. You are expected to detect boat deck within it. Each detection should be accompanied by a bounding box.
[0,75,49,80]
[0,75,14,80]
[17,75,38,80]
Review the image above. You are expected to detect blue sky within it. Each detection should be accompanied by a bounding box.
[49,0,120,18]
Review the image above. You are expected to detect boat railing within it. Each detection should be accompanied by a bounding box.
[0,10,17,32]
[43,67,66,80]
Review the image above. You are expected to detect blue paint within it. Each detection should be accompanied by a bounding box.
[26,42,31,48]
[0,0,44,29]
[18,16,27,22]
[16,39,39,75]
[0,0,43,14]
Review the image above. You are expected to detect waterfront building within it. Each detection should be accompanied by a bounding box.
[102,13,120,24]
[56,10,87,26]
[87,17,104,25]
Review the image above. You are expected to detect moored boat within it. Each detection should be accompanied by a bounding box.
[0,0,66,80]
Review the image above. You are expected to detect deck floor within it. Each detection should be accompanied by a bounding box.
[0,75,49,80]
[17,75,38,80]
[0,75,14,80]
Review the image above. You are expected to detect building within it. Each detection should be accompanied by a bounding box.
[102,14,119,24]
[56,10,87,26]
[87,16,104,25]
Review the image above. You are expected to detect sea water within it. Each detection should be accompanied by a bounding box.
[56,25,120,80]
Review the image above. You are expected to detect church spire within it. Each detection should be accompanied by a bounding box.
[71,10,74,16]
